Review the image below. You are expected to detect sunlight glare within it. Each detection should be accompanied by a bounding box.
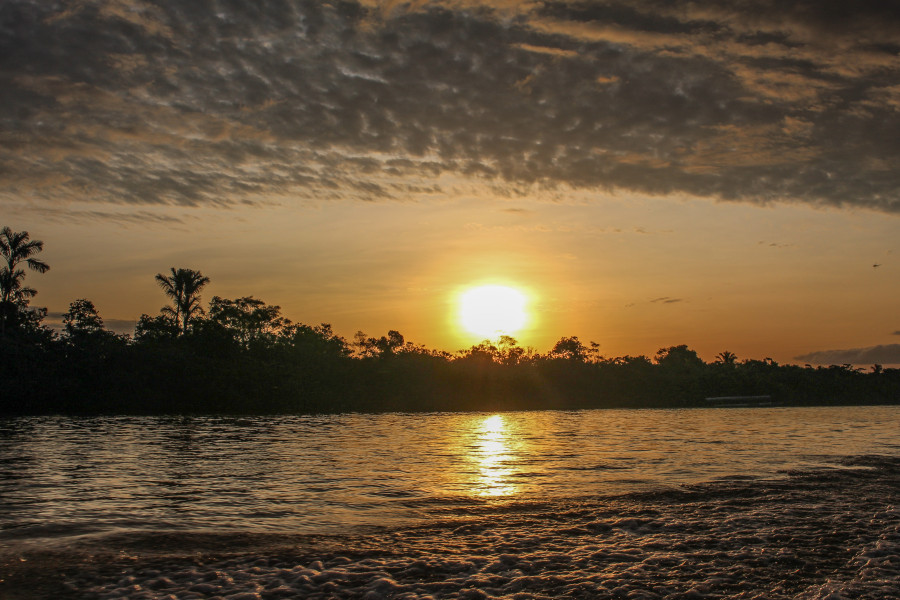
[459,285,528,338]
[473,414,517,497]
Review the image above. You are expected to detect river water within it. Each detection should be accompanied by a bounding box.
[2,406,900,599]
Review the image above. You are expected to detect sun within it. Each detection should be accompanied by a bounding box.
[459,285,528,338]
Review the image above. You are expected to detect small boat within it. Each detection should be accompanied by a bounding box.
[704,395,776,407]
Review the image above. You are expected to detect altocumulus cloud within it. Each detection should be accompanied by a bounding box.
[2,0,900,210]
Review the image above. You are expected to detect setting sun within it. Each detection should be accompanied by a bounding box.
[459,285,528,339]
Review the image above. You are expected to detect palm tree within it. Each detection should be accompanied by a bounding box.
[1,227,50,335]
[155,268,210,335]
[715,350,737,365]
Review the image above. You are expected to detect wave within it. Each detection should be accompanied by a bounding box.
[3,455,899,599]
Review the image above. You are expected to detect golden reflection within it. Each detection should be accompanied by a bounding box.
[469,414,519,497]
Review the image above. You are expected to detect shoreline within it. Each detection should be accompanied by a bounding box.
[3,399,900,418]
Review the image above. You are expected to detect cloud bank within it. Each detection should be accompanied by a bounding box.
[795,344,900,366]
[2,0,900,210]
[45,312,137,335]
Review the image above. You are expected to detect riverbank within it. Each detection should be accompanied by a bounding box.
[4,327,899,415]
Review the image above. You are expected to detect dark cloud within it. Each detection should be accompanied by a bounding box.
[2,0,900,211]
[650,297,682,304]
[632,227,672,234]
[795,344,900,366]
[893,331,900,336]
[10,206,190,226]
[45,312,136,335]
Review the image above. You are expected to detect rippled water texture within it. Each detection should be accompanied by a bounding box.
[3,406,900,545]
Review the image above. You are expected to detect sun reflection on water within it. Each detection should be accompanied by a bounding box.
[470,414,519,497]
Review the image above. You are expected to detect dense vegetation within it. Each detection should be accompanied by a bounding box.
[1,227,898,415]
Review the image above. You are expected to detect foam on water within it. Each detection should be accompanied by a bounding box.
[3,408,900,598]
[3,455,900,599]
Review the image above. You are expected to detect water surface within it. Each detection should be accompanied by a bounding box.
[2,406,899,546]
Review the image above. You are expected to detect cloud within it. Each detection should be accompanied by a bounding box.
[893,331,900,336]
[45,312,136,335]
[7,206,191,226]
[795,344,900,366]
[3,0,900,211]
[650,297,683,304]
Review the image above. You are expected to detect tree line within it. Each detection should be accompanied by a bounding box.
[1,227,898,415]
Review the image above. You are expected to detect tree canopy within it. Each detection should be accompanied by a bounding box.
[1,226,898,415]
[155,268,210,334]
[0,227,49,336]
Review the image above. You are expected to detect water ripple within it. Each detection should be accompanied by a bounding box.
[1,406,899,545]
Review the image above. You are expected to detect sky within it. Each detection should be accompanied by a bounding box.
[2,0,900,365]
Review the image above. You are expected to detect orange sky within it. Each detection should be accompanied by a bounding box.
[3,0,900,365]
[11,188,899,365]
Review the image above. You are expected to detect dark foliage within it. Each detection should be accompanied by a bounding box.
[2,314,899,414]
[0,228,897,415]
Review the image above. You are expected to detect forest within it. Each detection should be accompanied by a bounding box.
[2,227,898,415]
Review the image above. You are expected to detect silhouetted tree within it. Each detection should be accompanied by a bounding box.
[62,299,106,338]
[455,338,528,365]
[549,336,590,362]
[208,295,288,349]
[280,323,350,359]
[353,331,375,357]
[0,227,49,336]
[61,298,123,358]
[378,330,405,356]
[155,268,210,334]
[715,350,737,365]
[654,345,705,370]
[651,345,707,404]
[458,340,501,363]
[495,335,529,366]
[134,313,180,342]
[4,306,52,340]
[355,330,407,358]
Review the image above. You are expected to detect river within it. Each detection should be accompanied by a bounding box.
[2,406,899,598]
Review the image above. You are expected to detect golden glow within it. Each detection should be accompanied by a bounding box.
[459,285,528,339]
[472,414,517,497]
